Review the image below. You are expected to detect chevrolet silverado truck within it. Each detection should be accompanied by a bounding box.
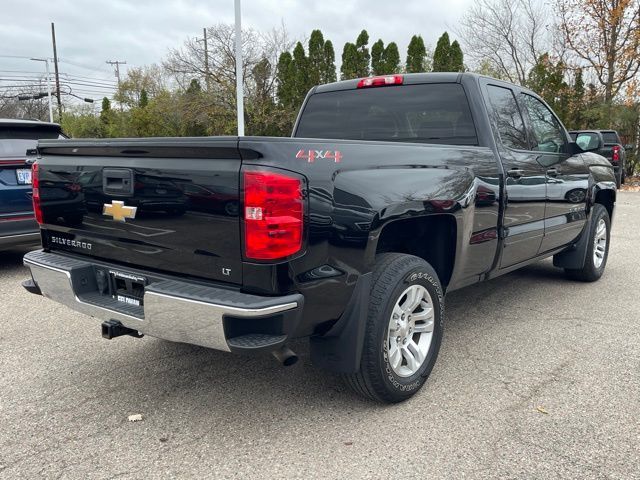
[0,119,65,250]
[22,73,616,403]
[569,129,626,188]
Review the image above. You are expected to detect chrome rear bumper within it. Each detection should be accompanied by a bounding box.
[23,250,302,352]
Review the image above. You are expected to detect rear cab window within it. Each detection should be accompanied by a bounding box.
[601,132,620,144]
[295,83,478,146]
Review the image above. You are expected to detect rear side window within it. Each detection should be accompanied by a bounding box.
[295,83,478,146]
[485,85,529,150]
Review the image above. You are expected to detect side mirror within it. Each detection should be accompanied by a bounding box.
[573,133,602,153]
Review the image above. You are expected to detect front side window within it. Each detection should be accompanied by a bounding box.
[485,85,529,150]
[521,94,565,153]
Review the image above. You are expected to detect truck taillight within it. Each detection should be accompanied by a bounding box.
[32,162,43,224]
[243,170,304,260]
[357,75,404,88]
[612,145,620,163]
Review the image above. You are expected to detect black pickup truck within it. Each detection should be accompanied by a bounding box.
[569,129,626,188]
[22,73,616,403]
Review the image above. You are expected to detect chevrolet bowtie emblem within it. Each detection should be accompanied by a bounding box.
[103,201,137,223]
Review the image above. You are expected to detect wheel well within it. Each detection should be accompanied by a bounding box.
[375,215,456,287]
[594,188,615,219]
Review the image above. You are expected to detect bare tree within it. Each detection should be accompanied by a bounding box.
[163,23,292,104]
[558,0,640,105]
[457,0,552,84]
[114,65,166,107]
[0,79,51,121]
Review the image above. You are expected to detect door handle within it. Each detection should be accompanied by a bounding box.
[507,168,525,178]
[546,167,558,177]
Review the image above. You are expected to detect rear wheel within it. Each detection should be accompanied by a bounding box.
[344,253,444,403]
[565,203,610,282]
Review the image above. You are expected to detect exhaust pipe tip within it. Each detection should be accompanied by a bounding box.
[272,345,298,366]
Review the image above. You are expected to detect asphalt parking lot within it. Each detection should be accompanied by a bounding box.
[1,192,639,480]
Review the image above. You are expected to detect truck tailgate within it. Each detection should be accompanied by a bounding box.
[35,138,243,284]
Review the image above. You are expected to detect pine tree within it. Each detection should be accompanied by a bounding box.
[371,39,385,75]
[384,42,401,74]
[100,97,112,124]
[432,32,451,72]
[139,88,149,108]
[449,40,464,72]
[186,79,202,94]
[292,42,309,102]
[276,51,296,107]
[355,30,370,77]
[570,68,585,128]
[307,29,325,87]
[322,40,337,83]
[341,42,359,80]
[406,35,426,73]
[527,53,569,122]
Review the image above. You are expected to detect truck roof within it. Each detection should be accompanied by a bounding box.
[313,72,516,94]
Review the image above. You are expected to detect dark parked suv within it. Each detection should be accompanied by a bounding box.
[0,119,65,249]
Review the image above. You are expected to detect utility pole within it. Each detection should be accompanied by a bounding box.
[30,58,53,122]
[106,60,126,110]
[106,60,127,86]
[234,0,244,136]
[196,28,211,90]
[51,22,62,121]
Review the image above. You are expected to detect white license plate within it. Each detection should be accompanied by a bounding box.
[16,169,32,185]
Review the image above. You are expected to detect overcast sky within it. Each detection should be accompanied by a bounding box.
[0,0,472,101]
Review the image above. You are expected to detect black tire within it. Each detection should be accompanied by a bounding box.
[565,204,610,282]
[615,173,622,189]
[343,253,445,403]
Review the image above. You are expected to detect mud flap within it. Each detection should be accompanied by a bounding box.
[553,211,592,269]
[309,272,371,374]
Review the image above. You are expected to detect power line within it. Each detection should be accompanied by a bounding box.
[0,78,118,91]
[59,72,116,84]
[0,72,117,87]
[59,58,113,74]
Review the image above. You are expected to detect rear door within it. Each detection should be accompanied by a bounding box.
[37,139,244,284]
[519,94,588,253]
[483,83,547,268]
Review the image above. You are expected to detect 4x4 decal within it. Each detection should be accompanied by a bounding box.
[296,149,342,163]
